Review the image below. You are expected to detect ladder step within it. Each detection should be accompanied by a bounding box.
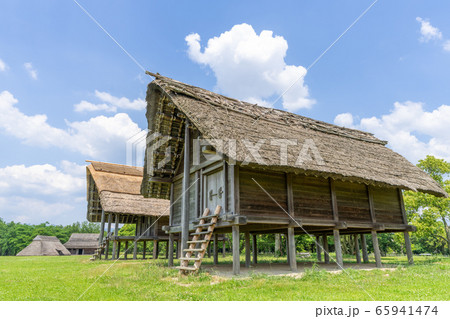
[176,266,198,271]
[195,222,214,228]
[180,257,201,261]
[183,248,204,252]
[190,230,212,236]
[187,240,207,244]
[196,214,220,220]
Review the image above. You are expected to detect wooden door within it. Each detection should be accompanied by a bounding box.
[204,169,224,215]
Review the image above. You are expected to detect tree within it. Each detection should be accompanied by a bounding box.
[403,155,450,254]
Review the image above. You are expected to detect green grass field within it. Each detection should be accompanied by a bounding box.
[0,254,449,301]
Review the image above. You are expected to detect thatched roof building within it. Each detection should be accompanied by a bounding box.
[139,73,447,274]
[16,235,71,256]
[64,233,99,255]
[141,74,446,199]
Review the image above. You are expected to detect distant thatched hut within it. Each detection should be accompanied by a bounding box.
[140,74,447,274]
[16,235,71,256]
[86,161,172,260]
[64,233,99,255]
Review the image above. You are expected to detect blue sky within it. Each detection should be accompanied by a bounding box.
[1,0,449,225]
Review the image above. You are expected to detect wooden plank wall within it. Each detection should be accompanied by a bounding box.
[172,179,182,225]
[239,169,288,218]
[334,180,371,222]
[292,175,333,220]
[371,187,403,224]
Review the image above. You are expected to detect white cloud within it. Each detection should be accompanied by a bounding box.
[334,101,450,163]
[416,17,442,42]
[334,112,355,128]
[0,163,84,195]
[0,90,143,159]
[185,23,315,112]
[0,58,7,72]
[24,62,38,80]
[75,90,145,113]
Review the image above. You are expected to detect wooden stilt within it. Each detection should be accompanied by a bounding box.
[222,239,226,258]
[207,243,211,258]
[133,238,137,260]
[124,241,129,260]
[315,235,322,262]
[232,226,240,275]
[213,233,218,265]
[105,214,112,260]
[245,232,251,268]
[180,119,191,253]
[404,231,414,265]
[99,209,106,259]
[112,214,119,259]
[371,230,382,268]
[177,240,181,259]
[333,229,344,267]
[361,234,369,263]
[355,234,361,264]
[288,227,297,271]
[168,234,174,266]
[323,235,330,264]
[286,234,290,262]
[143,241,147,259]
[153,240,158,259]
[116,241,121,259]
[165,241,169,259]
[252,234,258,265]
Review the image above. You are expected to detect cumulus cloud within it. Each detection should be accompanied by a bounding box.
[0,90,143,160]
[416,17,442,42]
[24,62,38,80]
[0,58,7,72]
[185,23,315,112]
[334,101,450,163]
[334,113,355,128]
[74,90,145,113]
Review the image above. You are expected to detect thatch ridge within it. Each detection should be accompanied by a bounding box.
[141,74,447,199]
[16,235,71,256]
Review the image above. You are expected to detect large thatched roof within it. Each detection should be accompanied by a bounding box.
[16,235,71,256]
[141,74,447,199]
[64,233,99,249]
[86,161,170,223]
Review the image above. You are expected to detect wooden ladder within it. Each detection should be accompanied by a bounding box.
[90,241,106,261]
[177,205,221,274]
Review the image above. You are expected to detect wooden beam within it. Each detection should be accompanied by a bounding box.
[333,229,343,267]
[355,234,361,264]
[105,213,112,259]
[315,235,322,262]
[112,213,119,259]
[286,173,294,217]
[404,231,414,265]
[180,118,190,253]
[329,178,339,222]
[361,234,369,263]
[168,234,174,266]
[245,232,251,268]
[323,235,330,264]
[232,225,240,275]
[288,227,297,271]
[252,234,258,265]
[367,185,377,223]
[371,230,382,268]
[213,233,218,265]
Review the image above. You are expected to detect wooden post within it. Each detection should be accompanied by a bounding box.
[207,243,211,258]
[232,226,240,275]
[116,241,121,259]
[133,239,138,260]
[361,234,369,263]
[315,235,322,262]
[168,234,174,266]
[323,235,330,264]
[143,241,147,259]
[371,230,382,268]
[177,240,181,259]
[105,213,112,259]
[213,233,218,265]
[124,241,129,260]
[222,239,226,258]
[98,209,106,259]
[112,213,119,259]
[180,119,191,253]
[333,229,343,267]
[288,227,297,271]
[355,234,361,264]
[404,231,414,265]
[245,232,251,268]
[153,240,159,259]
[165,241,169,259]
[252,234,258,265]
[285,234,290,262]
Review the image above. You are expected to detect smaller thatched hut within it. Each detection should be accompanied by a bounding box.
[16,235,71,256]
[64,233,99,255]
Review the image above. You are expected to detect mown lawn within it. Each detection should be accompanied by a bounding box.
[0,254,448,301]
